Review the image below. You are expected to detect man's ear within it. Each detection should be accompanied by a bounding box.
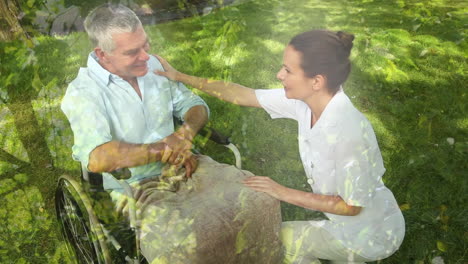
[94,47,108,62]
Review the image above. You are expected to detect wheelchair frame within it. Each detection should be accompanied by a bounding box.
[55,127,241,264]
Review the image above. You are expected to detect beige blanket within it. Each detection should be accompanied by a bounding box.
[112,155,283,264]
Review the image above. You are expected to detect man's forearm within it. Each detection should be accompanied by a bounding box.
[177,105,209,140]
[87,106,207,173]
[88,141,165,173]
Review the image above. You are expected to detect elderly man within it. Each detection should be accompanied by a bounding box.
[61,4,206,189]
[61,3,282,264]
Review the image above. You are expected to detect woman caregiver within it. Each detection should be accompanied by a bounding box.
[154,29,405,264]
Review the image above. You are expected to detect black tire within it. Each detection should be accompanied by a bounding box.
[55,175,111,264]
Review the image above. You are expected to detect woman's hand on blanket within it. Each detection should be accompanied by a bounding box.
[242,176,287,200]
[153,54,180,81]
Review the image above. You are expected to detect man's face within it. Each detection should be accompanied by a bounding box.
[97,26,150,80]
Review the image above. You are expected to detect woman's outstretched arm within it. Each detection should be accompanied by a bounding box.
[154,55,262,108]
[243,176,362,216]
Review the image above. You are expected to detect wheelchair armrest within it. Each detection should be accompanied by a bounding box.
[199,126,231,145]
[82,169,105,192]
[174,118,231,146]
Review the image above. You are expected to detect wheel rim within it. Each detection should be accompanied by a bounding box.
[56,178,102,264]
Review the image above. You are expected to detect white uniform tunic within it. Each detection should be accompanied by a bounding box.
[255,88,405,260]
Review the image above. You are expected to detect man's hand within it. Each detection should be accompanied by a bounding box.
[159,125,199,178]
[161,129,193,164]
[114,176,161,218]
[183,155,198,178]
[114,156,198,217]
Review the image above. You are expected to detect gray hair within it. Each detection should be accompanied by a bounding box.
[84,3,142,53]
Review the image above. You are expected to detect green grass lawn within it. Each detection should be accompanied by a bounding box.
[0,0,466,263]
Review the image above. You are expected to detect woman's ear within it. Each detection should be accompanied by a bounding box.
[311,75,327,92]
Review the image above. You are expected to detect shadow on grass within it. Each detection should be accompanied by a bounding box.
[0,33,82,263]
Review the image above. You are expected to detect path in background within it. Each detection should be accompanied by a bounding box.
[35,0,251,35]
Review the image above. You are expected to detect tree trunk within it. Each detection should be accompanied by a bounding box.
[0,0,24,41]
[0,0,56,188]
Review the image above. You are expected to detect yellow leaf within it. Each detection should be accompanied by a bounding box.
[437,241,447,252]
[399,203,410,211]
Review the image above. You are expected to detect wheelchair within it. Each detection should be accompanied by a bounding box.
[55,127,241,264]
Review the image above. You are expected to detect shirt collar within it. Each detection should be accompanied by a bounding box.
[87,52,115,87]
[314,87,349,128]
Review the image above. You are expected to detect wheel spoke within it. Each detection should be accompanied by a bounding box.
[57,182,100,263]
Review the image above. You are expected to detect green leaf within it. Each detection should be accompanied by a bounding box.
[418,115,427,128]
[0,179,17,195]
[399,203,410,211]
[44,77,58,90]
[5,73,18,87]
[4,46,18,54]
[31,73,43,91]
[27,0,35,8]
[14,173,28,184]
[437,241,448,252]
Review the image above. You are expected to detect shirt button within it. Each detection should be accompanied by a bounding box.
[307,178,314,185]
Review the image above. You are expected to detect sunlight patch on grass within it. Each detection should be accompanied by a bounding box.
[210,44,249,67]
[261,39,284,54]
[32,97,62,109]
[455,117,468,130]
[0,117,13,127]
[0,117,29,163]
[158,41,193,61]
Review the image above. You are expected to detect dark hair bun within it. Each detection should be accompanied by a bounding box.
[289,29,355,93]
[336,31,354,51]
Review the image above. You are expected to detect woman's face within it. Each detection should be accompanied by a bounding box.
[276,45,314,100]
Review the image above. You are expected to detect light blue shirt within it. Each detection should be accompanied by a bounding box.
[61,52,209,189]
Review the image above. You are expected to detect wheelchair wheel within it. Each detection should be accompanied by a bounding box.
[55,175,112,264]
